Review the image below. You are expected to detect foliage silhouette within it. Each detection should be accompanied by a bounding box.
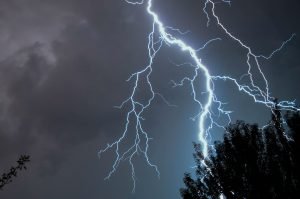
[0,155,30,190]
[180,110,299,199]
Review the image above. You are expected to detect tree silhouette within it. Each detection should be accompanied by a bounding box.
[180,110,299,199]
[0,155,30,190]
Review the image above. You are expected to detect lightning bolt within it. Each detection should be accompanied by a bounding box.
[99,0,299,191]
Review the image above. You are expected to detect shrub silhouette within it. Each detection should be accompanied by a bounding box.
[0,155,30,190]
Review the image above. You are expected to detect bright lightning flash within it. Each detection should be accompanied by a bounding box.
[98,0,299,191]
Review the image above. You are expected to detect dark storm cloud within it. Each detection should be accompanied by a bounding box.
[0,0,133,174]
[0,1,195,198]
[0,0,300,198]
[0,4,165,198]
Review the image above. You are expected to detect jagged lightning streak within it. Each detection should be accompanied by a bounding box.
[99,0,299,191]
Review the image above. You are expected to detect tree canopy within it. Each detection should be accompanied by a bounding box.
[181,110,299,199]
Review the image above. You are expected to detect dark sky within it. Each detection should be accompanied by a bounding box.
[0,0,299,198]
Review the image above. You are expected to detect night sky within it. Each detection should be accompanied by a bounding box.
[0,0,300,198]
